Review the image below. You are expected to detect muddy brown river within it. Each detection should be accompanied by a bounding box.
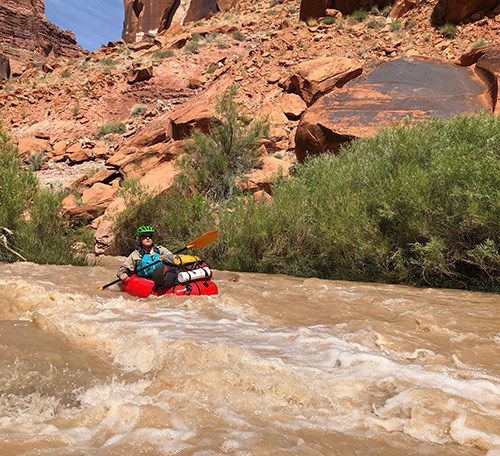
[0,261,498,455]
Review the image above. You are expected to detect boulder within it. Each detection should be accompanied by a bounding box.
[127,64,154,84]
[170,101,216,140]
[284,57,363,106]
[432,0,500,24]
[107,141,178,179]
[17,137,51,161]
[94,217,118,255]
[82,183,117,207]
[258,101,289,143]
[475,46,500,114]
[0,54,10,80]
[238,156,293,194]
[281,93,308,120]
[139,161,178,194]
[295,57,494,162]
[64,142,91,164]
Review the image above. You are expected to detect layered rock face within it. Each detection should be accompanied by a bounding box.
[0,0,85,57]
[122,0,238,43]
[299,0,394,21]
[432,0,500,24]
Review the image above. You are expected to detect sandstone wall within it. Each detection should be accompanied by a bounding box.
[122,0,237,43]
[0,0,85,57]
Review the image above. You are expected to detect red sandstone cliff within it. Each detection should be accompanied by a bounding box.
[0,0,86,59]
[122,0,239,43]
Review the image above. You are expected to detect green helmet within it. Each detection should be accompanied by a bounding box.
[136,225,155,236]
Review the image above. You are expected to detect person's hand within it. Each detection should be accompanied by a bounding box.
[119,273,129,281]
[162,253,176,266]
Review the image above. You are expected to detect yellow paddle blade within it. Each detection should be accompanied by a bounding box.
[185,229,219,250]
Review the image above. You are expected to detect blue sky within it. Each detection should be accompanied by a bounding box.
[45,0,124,52]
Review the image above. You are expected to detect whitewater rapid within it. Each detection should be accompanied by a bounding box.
[0,261,498,456]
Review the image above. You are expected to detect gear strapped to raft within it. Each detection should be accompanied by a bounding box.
[152,255,212,292]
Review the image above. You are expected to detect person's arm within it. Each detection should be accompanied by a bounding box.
[158,245,175,265]
[158,245,172,255]
[116,252,137,280]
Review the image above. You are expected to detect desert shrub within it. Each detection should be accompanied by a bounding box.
[232,30,246,41]
[471,39,488,49]
[389,19,402,32]
[130,103,147,117]
[206,63,218,74]
[209,114,499,290]
[367,17,385,29]
[320,16,337,25]
[100,57,116,69]
[440,23,457,38]
[113,180,215,256]
[16,189,88,264]
[96,121,126,138]
[175,84,269,202]
[27,151,47,171]
[0,127,88,264]
[183,41,201,54]
[152,49,175,60]
[348,10,369,23]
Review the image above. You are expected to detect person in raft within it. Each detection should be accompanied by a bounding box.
[117,225,177,287]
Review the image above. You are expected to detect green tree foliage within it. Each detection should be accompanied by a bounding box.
[177,85,269,202]
[0,128,38,233]
[207,114,499,290]
[0,127,88,264]
[113,181,216,255]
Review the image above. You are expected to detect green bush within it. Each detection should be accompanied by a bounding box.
[96,121,126,138]
[111,114,499,291]
[113,180,215,255]
[176,85,269,202]
[27,151,47,171]
[0,128,38,234]
[0,127,88,264]
[209,114,500,290]
[320,16,337,25]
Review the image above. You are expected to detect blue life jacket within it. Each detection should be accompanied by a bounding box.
[137,245,161,278]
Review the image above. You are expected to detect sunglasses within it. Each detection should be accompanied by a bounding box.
[140,234,153,239]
